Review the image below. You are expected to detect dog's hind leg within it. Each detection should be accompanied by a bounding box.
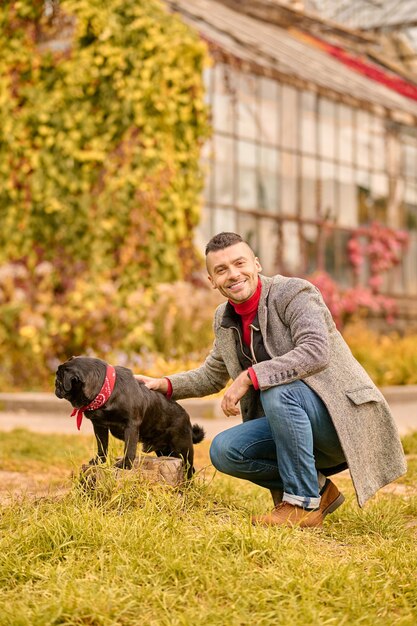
[171,446,194,479]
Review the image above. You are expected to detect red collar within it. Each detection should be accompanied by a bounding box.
[71,364,116,430]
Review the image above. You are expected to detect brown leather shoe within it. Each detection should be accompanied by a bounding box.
[252,502,323,528]
[320,479,345,517]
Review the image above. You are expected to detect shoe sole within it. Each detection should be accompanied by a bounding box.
[322,492,345,517]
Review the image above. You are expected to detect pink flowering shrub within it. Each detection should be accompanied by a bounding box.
[308,222,409,328]
[347,222,409,284]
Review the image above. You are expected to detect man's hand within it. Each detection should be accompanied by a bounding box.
[221,370,252,417]
[134,375,169,394]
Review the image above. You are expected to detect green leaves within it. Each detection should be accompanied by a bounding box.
[0,0,210,285]
[0,0,211,388]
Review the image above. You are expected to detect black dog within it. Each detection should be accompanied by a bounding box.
[55,356,205,477]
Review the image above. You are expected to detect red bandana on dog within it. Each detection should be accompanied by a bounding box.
[71,364,116,430]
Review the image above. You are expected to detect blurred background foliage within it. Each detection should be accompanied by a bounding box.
[1,1,416,391]
[0,0,214,389]
[343,322,417,386]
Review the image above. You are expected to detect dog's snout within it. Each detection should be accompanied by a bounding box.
[55,378,64,398]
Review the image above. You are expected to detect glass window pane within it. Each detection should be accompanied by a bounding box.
[371,116,386,172]
[203,66,213,106]
[212,64,236,134]
[212,207,236,233]
[325,230,352,286]
[357,169,371,225]
[387,131,402,177]
[259,77,279,145]
[282,221,301,274]
[281,151,297,215]
[338,165,357,227]
[301,91,316,154]
[301,224,319,275]
[258,218,279,275]
[320,161,336,221]
[324,230,336,278]
[405,184,417,230]
[238,171,257,210]
[371,173,388,222]
[356,110,370,169]
[203,159,213,203]
[259,146,279,212]
[237,213,258,250]
[301,156,317,220]
[319,98,336,159]
[196,207,212,251]
[214,135,234,205]
[338,104,354,165]
[237,73,258,141]
[281,86,298,150]
[237,139,257,168]
[237,140,257,210]
[404,141,417,180]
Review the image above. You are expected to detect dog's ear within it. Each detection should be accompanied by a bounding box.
[62,360,85,393]
[62,370,75,392]
[81,361,105,399]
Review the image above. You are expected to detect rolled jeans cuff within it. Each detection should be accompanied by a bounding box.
[283,492,321,510]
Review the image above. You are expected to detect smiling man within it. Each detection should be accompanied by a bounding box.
[136,232,406,528]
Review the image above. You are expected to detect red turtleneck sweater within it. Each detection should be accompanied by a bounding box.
[229,278,261,390]
[230,278,262,345]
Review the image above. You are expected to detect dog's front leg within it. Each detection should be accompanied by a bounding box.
[89,423,109,465]
[114,422,139,469]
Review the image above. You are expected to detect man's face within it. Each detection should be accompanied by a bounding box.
[206,242,262,304]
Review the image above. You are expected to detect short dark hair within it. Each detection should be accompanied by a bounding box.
[205,232,248,255]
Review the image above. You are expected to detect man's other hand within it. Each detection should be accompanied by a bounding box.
[221,370,252,417]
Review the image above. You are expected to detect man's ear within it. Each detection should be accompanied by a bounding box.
[207,274,217,289]
[255,257,262,272]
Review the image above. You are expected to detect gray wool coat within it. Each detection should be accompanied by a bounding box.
[169,274,407,506]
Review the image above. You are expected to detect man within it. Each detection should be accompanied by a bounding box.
[136,232,406,528]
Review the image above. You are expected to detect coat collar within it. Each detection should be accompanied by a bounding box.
[257,275,274,348]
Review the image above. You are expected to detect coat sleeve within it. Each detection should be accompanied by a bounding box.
[168,307,231,400]
[252,280,332,390]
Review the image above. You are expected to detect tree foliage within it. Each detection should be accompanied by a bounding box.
[0,0,210,288]
[0,0,211,389]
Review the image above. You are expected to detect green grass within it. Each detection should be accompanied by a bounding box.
[401,431,417,455]
[0,429,417,625]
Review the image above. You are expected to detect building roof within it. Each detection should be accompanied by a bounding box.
[311,0,417,72]
[313,0,417,32]
[167,0,417,122]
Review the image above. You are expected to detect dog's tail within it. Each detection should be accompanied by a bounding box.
[192,424,205,444]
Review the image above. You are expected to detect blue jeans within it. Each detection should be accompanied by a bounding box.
[210,381,346,509]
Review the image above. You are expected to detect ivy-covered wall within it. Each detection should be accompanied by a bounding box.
[0,0,212,389]
[0,0,210,287]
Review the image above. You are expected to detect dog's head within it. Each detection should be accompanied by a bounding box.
[55,356,106,407]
